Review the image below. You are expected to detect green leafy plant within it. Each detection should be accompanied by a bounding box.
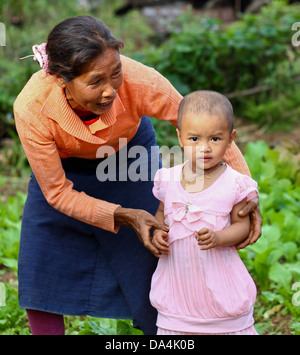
[0,0,155,140]
[0,192,26,271]
[137,0,300,129]
[0,284,30,335]
[77,317,143,335]
[1,140,300,334]
[239,140,300,333]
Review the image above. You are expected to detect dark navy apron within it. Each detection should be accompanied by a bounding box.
[18,116,161,335]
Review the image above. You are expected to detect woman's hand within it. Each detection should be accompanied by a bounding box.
[235,197,263,250]
[114,207,169,257]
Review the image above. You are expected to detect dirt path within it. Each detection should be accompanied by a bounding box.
[234,118,300,153]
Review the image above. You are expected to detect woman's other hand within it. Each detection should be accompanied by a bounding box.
[236,197,263,250]
[114,207,169,257]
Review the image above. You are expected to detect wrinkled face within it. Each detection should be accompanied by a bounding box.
[177,112,236,171]
[56,47,123,115]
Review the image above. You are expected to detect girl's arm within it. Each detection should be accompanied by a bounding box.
[223,144,263,248]
[196,198,250,250]
[154,201,166,225]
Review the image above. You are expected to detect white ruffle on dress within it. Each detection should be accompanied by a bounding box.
[150,164,258,335]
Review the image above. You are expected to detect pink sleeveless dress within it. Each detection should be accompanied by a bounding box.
[150,164,258,335]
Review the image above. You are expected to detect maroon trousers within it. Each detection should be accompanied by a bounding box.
[26,309,65,335]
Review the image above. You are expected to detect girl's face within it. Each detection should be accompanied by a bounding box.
[177,112,236,171]
[55,47,124,116]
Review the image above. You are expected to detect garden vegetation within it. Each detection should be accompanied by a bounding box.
[0,0,299,334]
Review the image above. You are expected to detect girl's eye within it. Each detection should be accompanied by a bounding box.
[211,137,220,142]
[190,137,198,142]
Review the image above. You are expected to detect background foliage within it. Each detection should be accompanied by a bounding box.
[0,0,300,335]
[242,140,300,335]
[1,0,300,138]
[137,0,300,131]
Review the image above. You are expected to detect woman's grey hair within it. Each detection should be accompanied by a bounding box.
[46,16,124,82]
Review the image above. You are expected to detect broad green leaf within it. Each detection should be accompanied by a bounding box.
[1,258,18,271]
[253,255,270,290]
[260,159,276,180]
[266,249,284,265]
[269,262,292,291]
[282,242,298,262]
[88,319,115,335]
[291,322,300,335]
[245,141,268,170]
[286,262,300,279]
[260,291,284,303]
[263,224,281,244]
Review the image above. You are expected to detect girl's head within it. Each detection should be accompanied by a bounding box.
[176,90,236,170]
[46,16,124,115]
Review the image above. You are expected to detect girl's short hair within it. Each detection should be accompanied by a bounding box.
[177,90,234,133]
[46,16,124,82]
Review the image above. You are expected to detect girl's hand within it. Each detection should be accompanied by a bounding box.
[114,207,169,257]
[236,197,263,250]
[152,229,170,257]
[196,228,219,250]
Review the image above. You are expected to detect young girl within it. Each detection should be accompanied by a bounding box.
[150,90,259,335]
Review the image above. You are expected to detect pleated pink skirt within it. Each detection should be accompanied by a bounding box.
[157,325,258,335]
[150,235,257,335]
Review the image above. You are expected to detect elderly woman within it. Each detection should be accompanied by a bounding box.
[14,16,261,335]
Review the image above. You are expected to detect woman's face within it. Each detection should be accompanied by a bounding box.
[56,47,124,116]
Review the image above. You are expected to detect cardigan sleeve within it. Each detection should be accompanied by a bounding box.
[138,66,183,127]
[14,109,120,234]
[223,142,251,177]
[150,70,183,126]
